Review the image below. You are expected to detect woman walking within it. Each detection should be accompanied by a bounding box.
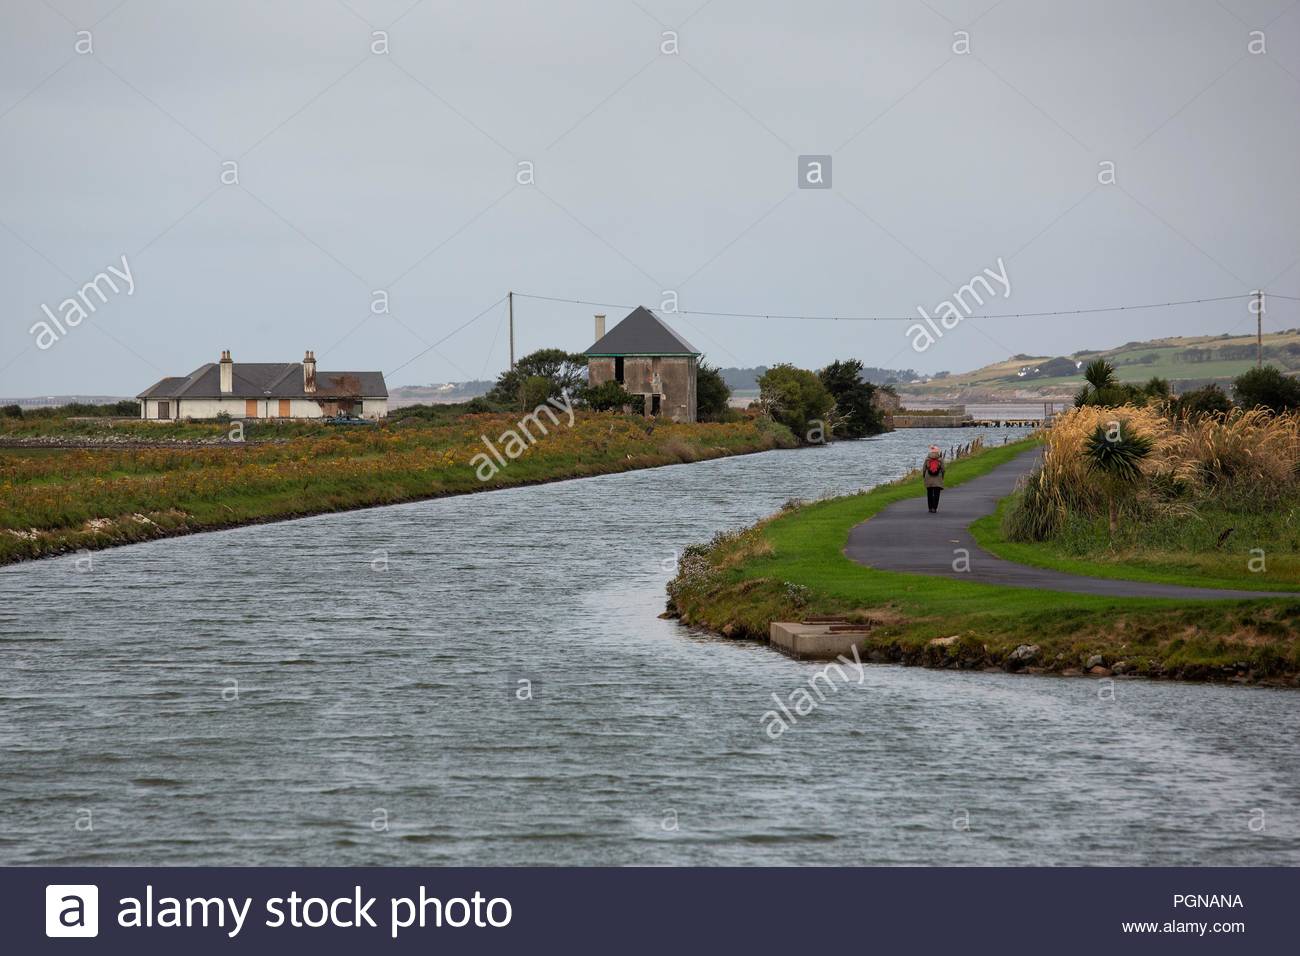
[923,444,945,513]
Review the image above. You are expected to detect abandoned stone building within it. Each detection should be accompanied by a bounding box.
[585,307,700,422]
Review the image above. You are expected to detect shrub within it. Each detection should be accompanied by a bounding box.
[581,379,638,412]
[696,360,731,421]
[1005,405,1300,541]
[817,359,886,438]
[1172,384,1232,418]
[520,375,554,410]
[1,404,22,419]
[1082,420,1153,534]
[388,401,495,424]
[757,364,834,444]
[1233,365,1300,413]
[486,348,587,410]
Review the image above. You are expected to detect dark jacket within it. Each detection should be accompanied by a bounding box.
[922,451,945,489]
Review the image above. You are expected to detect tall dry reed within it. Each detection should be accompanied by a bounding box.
[1006,405,1300,540]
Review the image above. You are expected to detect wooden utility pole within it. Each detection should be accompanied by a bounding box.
[508,291,515,370]
[1256,289,1264,367]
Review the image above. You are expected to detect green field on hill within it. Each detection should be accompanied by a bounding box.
[910,328,1300,396]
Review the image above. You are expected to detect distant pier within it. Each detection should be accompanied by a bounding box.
[889,402,1066,429]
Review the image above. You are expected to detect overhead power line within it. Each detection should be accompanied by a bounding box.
[387,294,508,377]
[511,291,1258,322]
[385,289,1298,381]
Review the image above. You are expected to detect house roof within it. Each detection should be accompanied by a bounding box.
[584,306,699,356]
[137,362,387,400]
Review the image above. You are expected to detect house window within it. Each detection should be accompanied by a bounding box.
[614,357,624,383]
[278,399,291,418]
[245,399,258,417]
[157,401,170,419]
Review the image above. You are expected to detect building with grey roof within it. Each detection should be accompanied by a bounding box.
[584,307,700,422]
[136,350,388,420]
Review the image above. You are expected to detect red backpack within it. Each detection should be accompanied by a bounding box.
[927,457,941,475]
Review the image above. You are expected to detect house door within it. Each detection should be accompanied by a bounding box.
[157,401,170,420]
[278,399,291,418]
[651,395,662,416]
[245,399,258,417]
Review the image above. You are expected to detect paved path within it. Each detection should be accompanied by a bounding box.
[844,447,1294,600]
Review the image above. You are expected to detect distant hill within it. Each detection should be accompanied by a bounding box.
[389,381,493,407]
[902,328,1300,400]
[2,395,133,409]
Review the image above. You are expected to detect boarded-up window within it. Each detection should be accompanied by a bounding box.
[278,399,291,418]
[245,399,258,417]
[157,401,170,419]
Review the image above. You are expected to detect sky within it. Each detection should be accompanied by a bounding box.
[1,0,1299,396]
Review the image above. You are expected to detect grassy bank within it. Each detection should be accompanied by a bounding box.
[974,404,1300,592]
[971,499,1300,592]
[0,413,794,565]
[666,438,1300,684]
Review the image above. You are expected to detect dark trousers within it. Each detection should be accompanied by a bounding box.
[926,487,942,511]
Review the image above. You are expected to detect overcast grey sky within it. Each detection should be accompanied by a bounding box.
[2,0,1299,394]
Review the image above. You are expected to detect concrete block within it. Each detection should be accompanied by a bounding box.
[770,621,870,660]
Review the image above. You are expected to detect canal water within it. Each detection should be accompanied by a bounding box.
[2,427,1298,865]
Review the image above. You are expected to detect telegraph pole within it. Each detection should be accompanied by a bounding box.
[508,291,515,370]
[1255,289,1264,367]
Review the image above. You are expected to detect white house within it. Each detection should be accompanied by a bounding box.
[137,350,388,420]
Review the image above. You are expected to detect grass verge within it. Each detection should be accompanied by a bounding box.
[1,413,794,565]
[666,438,1300,684]
[971,500,1300,593]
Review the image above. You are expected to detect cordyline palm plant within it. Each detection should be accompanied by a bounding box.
[1084,357,1117,391]
[1074,358,1121,407]
[1083,419,1154,535]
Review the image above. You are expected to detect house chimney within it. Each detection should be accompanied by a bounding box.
[219,350,233,394]
[594,313,606,341]
[303,350,316,393]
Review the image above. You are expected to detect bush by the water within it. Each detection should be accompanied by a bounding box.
[817,358,887,438]
[757,364,834,444]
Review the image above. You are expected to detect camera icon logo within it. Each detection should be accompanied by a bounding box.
[45,885,99,938]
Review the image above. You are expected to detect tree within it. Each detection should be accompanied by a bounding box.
[696,360,731,421]
[1171,384,1232,418]
[1074,359,1169,408]
[581,379,637,412]
[817,359,885,438]
[519,375,554,410]
[1141,376,1170,400]
[757,364,834,444]
[1083,420,1153,535]
[1232,365,1300,413]
[1084,358,1117,391]
[1074,358,1128,407]
[0,404,22,418]
[486,349,587,410]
